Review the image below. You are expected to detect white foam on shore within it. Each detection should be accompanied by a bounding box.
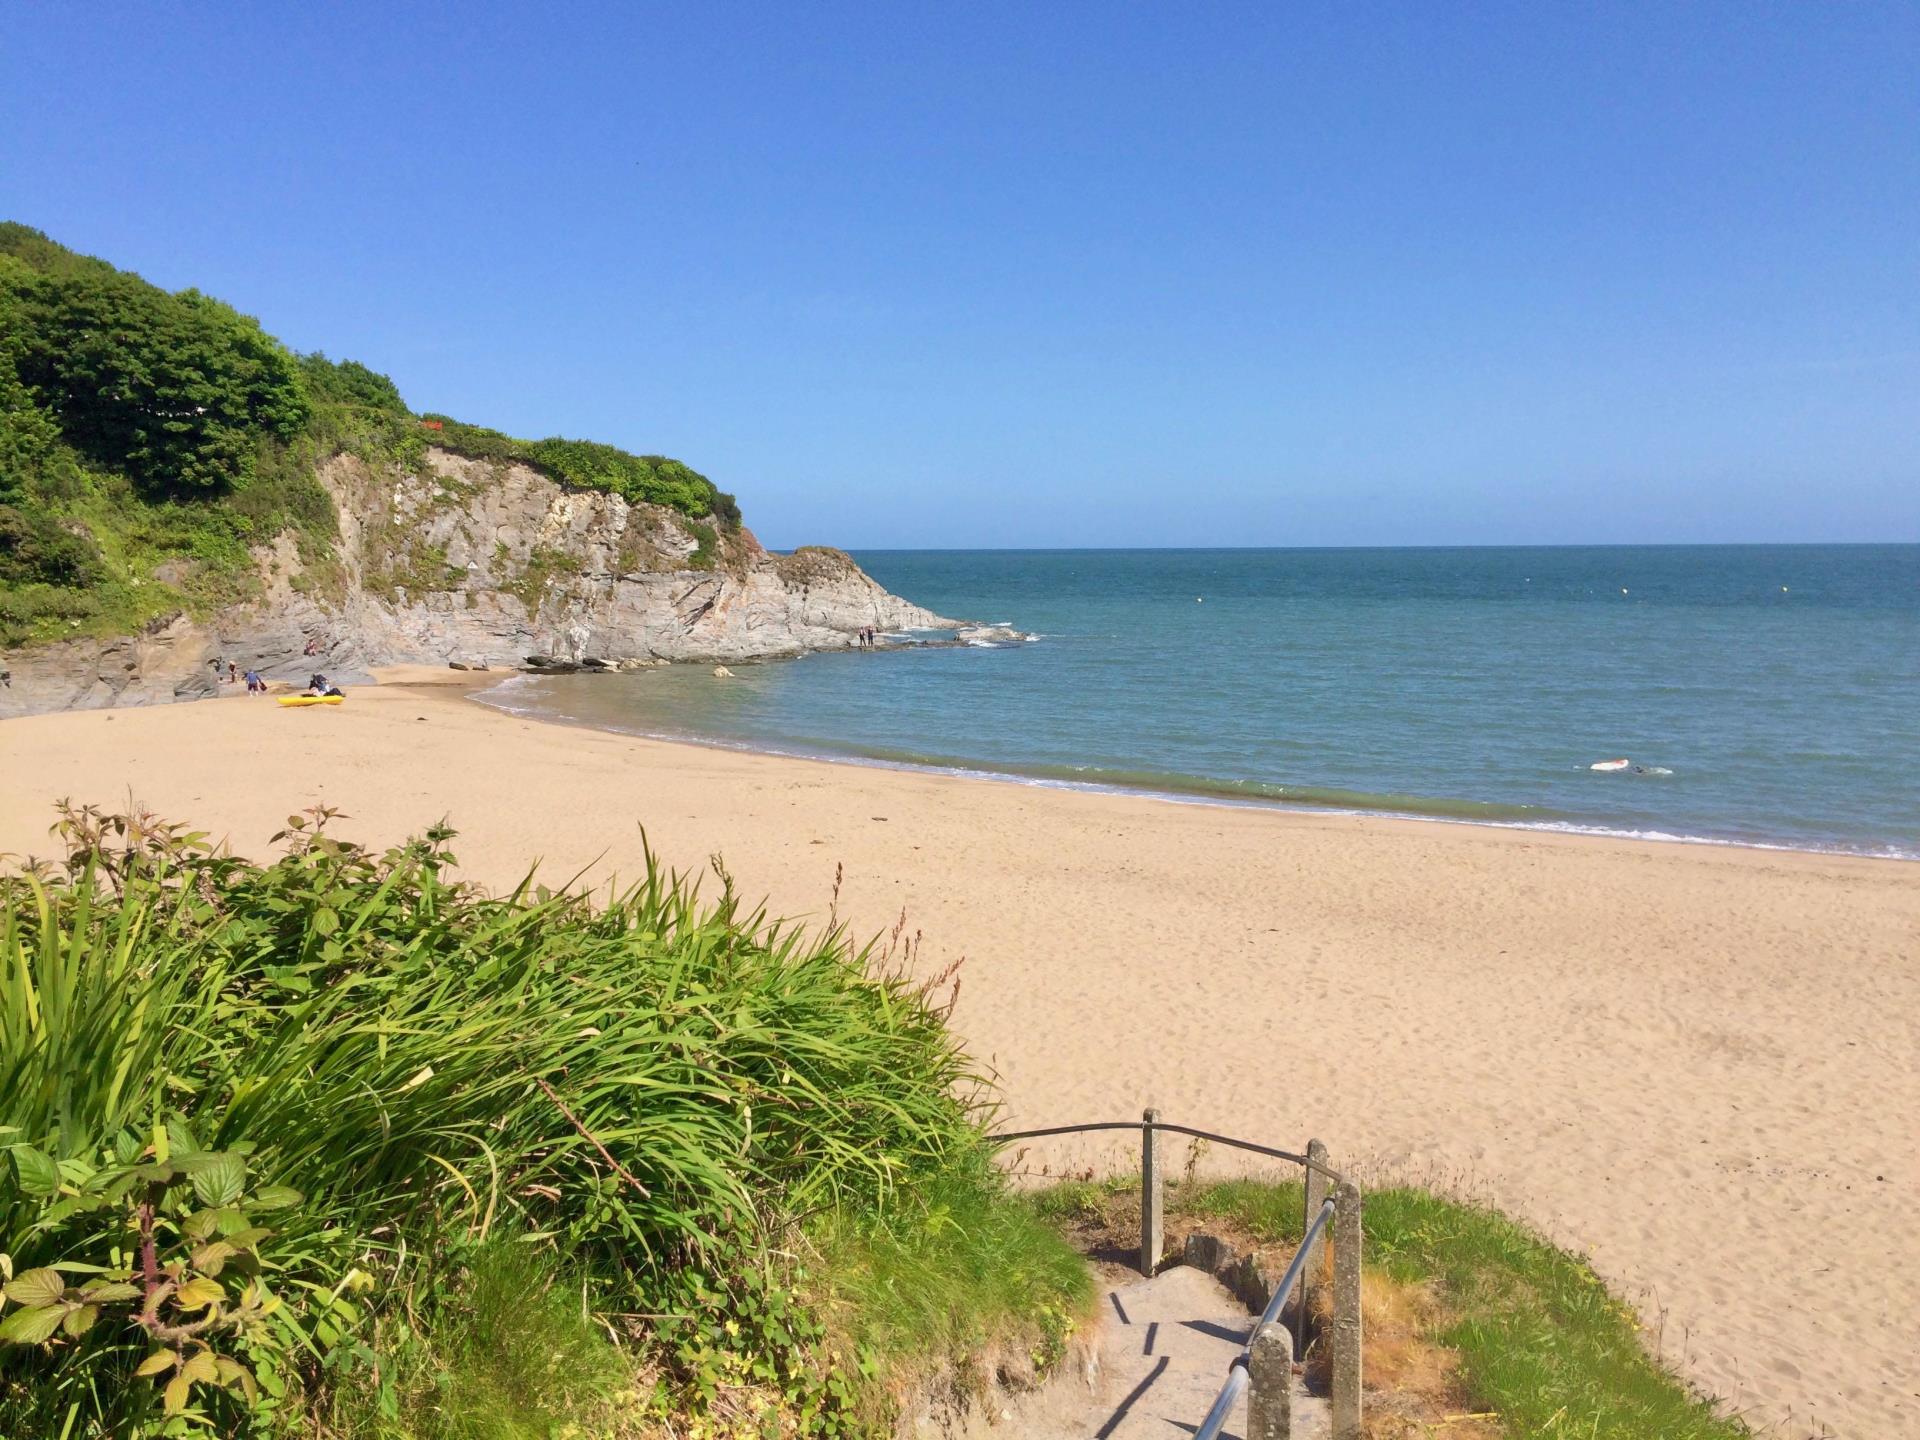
[467,677,1917,863]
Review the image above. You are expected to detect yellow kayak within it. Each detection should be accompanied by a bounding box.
[277,694,344,707]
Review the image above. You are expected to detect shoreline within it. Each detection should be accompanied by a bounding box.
[2,671,1916,1437]
[471,669,1919,865]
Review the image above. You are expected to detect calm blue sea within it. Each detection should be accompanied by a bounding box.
[480,546,1920,858]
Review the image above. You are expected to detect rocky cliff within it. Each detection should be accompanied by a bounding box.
[0,447,959,717]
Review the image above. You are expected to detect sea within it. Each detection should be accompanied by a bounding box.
[476,545,1920,860]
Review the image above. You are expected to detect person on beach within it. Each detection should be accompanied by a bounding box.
[304,636,321,657]
[244,669,265,694]
[228,661,238,685]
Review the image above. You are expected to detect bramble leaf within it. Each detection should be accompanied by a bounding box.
[137,1349,176,1377]
[0,1305,65,1344]
[249,1185,303,1211]
[79,1280,141,1302]
[181,1350,219,1385]
[11,1146,58,1197]
[175,1277,224,1310]
[4,1267,65,1307]
[166,1119,201,1158]
[61,1303,98,1337]
[192,1153,245,1208]
[163,1373,191,1414]
[191,1241,237,1276]
[214,1355,254,1396]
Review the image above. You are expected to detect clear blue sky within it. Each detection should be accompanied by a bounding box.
[5,3,1917,548]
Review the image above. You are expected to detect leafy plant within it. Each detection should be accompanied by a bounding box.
[2,806,1083,1437]
[0,1133,304,1424]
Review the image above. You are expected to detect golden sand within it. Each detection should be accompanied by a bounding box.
[2,668,1913,1437]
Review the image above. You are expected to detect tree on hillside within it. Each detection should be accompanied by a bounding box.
[0,252,307,496]
[298,351,409,414]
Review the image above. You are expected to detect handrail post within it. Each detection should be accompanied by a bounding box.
[1330,1182,1363,1440]
[1248,1326,1292,1438]
[1140,1107,1163,1276]
[1297,1137,1328,1354]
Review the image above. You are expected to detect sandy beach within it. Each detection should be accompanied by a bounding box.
[1,670,1913,1438]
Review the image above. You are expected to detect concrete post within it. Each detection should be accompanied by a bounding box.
[1297,1137,1329,1354]
[1330,1182,1363,1440]
[1140,1107,1163,1276]
[1248,1326,1293,1440]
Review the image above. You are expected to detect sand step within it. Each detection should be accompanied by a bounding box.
[1002,1264,1329,1440]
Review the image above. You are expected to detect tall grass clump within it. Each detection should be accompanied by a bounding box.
[0,805,1086,1438]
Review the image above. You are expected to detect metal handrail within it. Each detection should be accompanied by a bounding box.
[988,1117,1348,1187]
[1191,1194,1337,1440]
[989,1116,1350,1436]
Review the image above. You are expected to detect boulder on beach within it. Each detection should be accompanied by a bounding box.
[712,666,734,678]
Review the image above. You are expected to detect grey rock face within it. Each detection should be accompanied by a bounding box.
[0,447,960,718]
[0,616,223,716]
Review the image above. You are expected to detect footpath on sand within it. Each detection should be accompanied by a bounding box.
[977,1265,1328,1440]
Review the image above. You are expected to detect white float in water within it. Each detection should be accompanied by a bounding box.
[1590,758,1631,772]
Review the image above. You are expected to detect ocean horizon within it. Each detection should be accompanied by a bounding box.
[478,543,1920,859]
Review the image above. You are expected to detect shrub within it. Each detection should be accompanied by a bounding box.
[0,505,99,588]
[297,353,409,415]
[0,235,307,497]
[0,807,1074,1437]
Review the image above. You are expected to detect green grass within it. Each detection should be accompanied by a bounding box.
[0,806,1087,1438]
[1179,1177,1749,1440]
[807,1170,1091,1426]
[320,1239,642,1440]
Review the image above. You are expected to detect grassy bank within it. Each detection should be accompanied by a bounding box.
[1034,1175,1747,1440]
[0,807,1088,1438]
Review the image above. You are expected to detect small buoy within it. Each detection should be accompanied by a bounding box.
[1781,585,1789,593]
[1620,587,1629,595]
[1195,596,1204,603]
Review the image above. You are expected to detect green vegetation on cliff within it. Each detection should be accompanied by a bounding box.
[0,808,1088,1438]
[0,224,740,647]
